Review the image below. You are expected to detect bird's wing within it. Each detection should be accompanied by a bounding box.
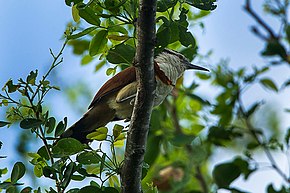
[88,67,136,109]
[116,81,137,103]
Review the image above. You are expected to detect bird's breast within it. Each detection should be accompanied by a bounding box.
[153,79,174,106]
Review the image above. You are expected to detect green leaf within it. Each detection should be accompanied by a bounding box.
[107,34,129,41]
[95,60,106,72]
[103,187,119,193]
[113,124,124,138]
[3,79,19,93]
[26,70,38,85]
[65,0,83,6]
[37,146,50,160]
[213,162,241,188]
[78,186,101,193]
[185,0,217,11]
[43,166,57,180]
[20,187,33,193]
[0,121,10,127]
[170,133,195,146]
[106,67,117,76]
[107,44,135,64]
[286,24,290,43]
[11,162,26,184]
[77,3,101,26]
[72,4,80,22]
[76,151,101,165]
[81,55,94,65]
[260,78,278,92]
[86,127,108,141]
[285,128,290,145]
[20,118,42,129]
[157,0,178,12]
[89,30,108,56]
[55,118,67,137]
[68,27,97,40]
[62,162,76,189]
[33,164,43,178]
[261,40,287,59]
[52,138,84,158]
[46,117,56,134]
[156,24,170,47]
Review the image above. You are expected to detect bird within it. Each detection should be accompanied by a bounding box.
[59,49,209,143]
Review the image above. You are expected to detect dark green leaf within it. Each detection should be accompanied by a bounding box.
[76,151,101,164]
[170,133,195,146]
[286,25,290,43]
[37,146,50,160]
[0,121,10,127]
[261,40,287,59]
[185,0,217,11]
[67,188,80,193]
[20,118,42,129]
[157,0,178,12]
[62,162,76,189]
[43,166,57,180]
[213,162,241,188]
[3,79,19,93]
[26,70,38,85]
[260,78,278,92]
[68,27,97,40]
[156,24,170,47]
[89,30,108,56]
[6,186,17,193]
[68,40,90,55]
[284,128,290,145]
[11,162,26,184]
[46,117,56,134]
[20,186,33,193]
[246,101,263,116]
[103,187,119,193]
[107,44,135,64]
[77,3,101,26]
[55,119,65,137]
[52,138,84,158]
[78,186,101,193]
[267,184,289,193]
[65,0,83,6]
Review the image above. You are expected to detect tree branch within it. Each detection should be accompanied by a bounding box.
[120,0,157,192]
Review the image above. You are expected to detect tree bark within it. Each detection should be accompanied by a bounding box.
[120,0,156,192]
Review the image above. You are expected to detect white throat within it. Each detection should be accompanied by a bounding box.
[155,52,186,85]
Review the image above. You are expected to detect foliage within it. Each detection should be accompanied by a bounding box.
[1,0,290,193]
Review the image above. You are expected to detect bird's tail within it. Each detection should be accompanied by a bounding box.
[60,116,93,143]
[57,104,116,144]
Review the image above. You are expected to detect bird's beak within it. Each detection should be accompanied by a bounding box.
[184,61,209,72]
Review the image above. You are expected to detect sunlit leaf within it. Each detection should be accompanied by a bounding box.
[89,30,108,56]
[86,127,108,141]
[68,27,97,40]
[72,4,80,22]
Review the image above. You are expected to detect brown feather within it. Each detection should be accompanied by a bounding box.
[88,67,136,109]
[154,61,174,86]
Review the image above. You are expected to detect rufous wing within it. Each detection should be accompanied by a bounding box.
[88,67,136,108]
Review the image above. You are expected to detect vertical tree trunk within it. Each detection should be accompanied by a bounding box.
[120,0,157,192]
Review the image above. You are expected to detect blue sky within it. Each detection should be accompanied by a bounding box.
[0,0,289,192]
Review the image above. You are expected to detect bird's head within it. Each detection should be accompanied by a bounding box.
[155,49,209,83]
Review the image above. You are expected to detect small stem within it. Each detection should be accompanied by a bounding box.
[244,0,277,40]
[195,166,208,193]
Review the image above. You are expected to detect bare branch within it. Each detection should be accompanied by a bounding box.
[120,0,157,192]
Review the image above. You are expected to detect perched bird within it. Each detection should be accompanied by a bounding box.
[60,49,209,143]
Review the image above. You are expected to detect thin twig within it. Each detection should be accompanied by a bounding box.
[244,0,277,40]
